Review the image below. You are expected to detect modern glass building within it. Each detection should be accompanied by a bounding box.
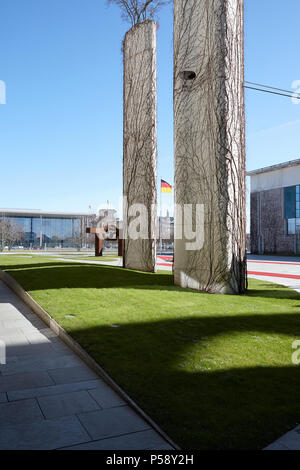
[249,159,300,254]
[284,185,300,235]
[0,209,95,249]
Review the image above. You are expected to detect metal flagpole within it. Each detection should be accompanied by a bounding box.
[159,177,162,253]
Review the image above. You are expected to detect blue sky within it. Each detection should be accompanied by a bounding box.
[1,1,300,221]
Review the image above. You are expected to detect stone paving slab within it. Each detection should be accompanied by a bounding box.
[1,335,30,347]
[88,383,126,409]
[77,406,150,441]
[62,429,173,450]
[5,342,58,358]
[0,353,82,376]
[0,327,29,338]
[265,442,289,450]
[0,398,43,427]
[0,415,91,450]
[7,379,106,401]
[4,349,67,365]
[0,392,7,403]
[1,318,37,329]
[0,370,54,393]
[50,340,74,354]
[37,328,58,338]
[20,328,57,341]
[0,312,26,321]
[37,390,101,419]
[20,315,46,328]
[47,364,99,384]
[21,332,52,345]
[265,426,300,450]
[3,356,18,364]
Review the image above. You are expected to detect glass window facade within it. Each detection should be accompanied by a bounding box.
[288,218,296,235]
[285,185,300,235]
[0,213,91,249]
[297,186,300,217]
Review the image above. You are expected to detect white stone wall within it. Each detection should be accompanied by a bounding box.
[251,166,300,193]
[123,21,157,272]
[173,0,246,293]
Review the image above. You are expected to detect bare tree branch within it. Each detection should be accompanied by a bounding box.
[107,0,170,26]
[0,220,24,251]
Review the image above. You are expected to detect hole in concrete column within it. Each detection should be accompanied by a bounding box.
[180,71,196,80]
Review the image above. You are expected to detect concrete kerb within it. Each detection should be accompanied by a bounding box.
[0,269,180,451]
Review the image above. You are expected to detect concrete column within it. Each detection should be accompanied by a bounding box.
[123,21,157,272]
[174,0,246,294]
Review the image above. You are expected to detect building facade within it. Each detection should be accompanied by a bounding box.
[249,159,300,254]
[0,209,95,249]
[158,215,174,248]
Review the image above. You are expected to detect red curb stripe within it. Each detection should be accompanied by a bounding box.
[156,268,300,278]
[158,257,300,266]
[156,262,300,278]
[248,260,300,266]
[247,270,300,280]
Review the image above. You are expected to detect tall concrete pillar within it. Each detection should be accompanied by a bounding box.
[123,21,157,272]
[174,0,246,293]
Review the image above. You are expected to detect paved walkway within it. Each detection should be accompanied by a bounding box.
[247,255,300,293]
[156,254,300,293]
[0,281,173,450]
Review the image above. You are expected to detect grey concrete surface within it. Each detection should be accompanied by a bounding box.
[247,255,300,293]
[265,426,300,450]
[0,398,43,427]
[88,384,125,409]
[0,392,7,403]
[0,280,173,450]
[0,415,91,450]
[7,379,107,401]
[37,390,100,419]
[62,429,173,450]
[77,406,150,441]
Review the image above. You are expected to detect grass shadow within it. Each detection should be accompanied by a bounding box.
[68,315,300,449]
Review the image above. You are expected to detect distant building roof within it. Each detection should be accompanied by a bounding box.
[247,158,300,176]
[0,208,94,218]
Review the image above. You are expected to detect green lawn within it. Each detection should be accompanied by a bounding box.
[1,255,300,449]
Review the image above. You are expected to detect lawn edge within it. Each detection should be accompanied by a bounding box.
[0,268,180,451]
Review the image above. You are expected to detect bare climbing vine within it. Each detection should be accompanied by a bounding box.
[123,21,157,272]
[174,0,247,294]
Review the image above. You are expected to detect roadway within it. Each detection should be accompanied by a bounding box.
[157,254,300,293]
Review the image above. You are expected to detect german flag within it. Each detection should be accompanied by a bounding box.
[161,179,173,193]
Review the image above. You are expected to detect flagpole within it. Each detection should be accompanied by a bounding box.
[159,177,162,253]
